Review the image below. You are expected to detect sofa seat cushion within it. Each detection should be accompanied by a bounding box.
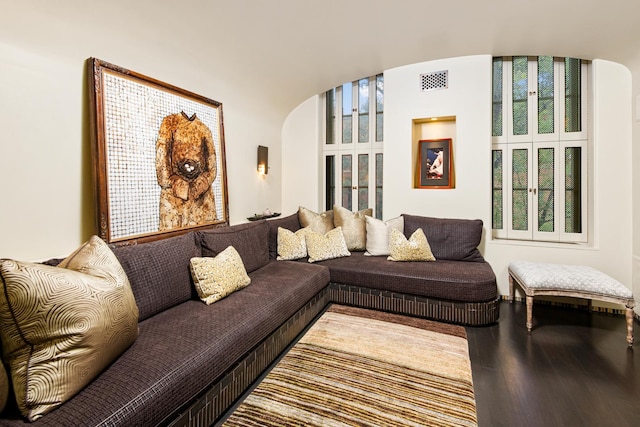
[0,261,330,426]
[317,252,497,303]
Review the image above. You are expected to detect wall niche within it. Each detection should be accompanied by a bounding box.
[412,116,456,189]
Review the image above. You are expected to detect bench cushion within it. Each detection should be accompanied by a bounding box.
[509,261,633,299]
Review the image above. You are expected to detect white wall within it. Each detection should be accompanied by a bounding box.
[383,55,492,222]
[632,65,640,317]
[0,41,283,261]
[281,96,322,215]
[282,56,635,313]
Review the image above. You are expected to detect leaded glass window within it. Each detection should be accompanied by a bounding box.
[537,56,554,135]
[565,147,582,233]
[565,58,582,133]
[376,75,384,142]
[325,155,335,210]
[342,154,352,209]
[492,150,503,230]
[323,75,384,218]
[358,78,369,143]
[537,147,555,232]
[512,56,529,136]
[492,58,503,137]
[492,56,587,243]
[511,148,529,231]
[342,83,352,144]
[325,88,335,144]
[375,153,383,219]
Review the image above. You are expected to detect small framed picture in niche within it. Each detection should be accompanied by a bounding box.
[417,138,454,189]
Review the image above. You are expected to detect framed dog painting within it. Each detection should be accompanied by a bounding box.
[88,58,229,244]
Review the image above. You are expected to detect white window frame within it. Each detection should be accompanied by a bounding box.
[322,75,383,217]
[492,57,589,244]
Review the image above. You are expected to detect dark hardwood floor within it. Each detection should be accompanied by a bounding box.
[466,301,640,427]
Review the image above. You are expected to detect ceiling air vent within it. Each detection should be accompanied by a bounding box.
[420,70,448,92]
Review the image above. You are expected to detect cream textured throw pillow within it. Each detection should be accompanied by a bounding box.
[277,227,311,260]
[0,236,139,421]
[387,228,436,262]
[364,215,405,256]
[298,206,335,234]
[305,227,351,263]
[190,246,251,304]
[333,205,373,251]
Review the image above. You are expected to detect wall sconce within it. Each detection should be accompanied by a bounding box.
[257,145,268,175]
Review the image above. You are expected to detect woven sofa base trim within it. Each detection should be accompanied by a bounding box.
[328,282,500,326]
[164,288,330,427]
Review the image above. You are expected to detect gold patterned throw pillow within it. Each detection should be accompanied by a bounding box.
[190,246,251,305]
[333,205,373,251]
[305,227,351,263]
[277,227,311,260]
[298,206,335,234]
[0,236,139,421]
[387,228,436,262]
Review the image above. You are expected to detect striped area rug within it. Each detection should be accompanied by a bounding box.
[222,304,477,427]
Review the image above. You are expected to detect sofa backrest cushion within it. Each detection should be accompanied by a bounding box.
[267,213,301,259]
[402,214,484,262]
[112,232,200,321]
[197,220,269,274]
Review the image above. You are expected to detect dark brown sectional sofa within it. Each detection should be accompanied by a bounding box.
[0,213,498,427]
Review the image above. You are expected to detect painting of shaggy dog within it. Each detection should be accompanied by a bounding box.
[156,112,217,231]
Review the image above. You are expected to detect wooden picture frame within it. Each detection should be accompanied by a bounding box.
[417,138,454,189]
[88,58,229,244]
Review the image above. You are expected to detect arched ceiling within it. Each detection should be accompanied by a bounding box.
[4,0,640,116]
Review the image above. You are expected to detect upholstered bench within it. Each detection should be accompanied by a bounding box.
[508,261,635,347]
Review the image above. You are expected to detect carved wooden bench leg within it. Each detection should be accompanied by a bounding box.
[626,306,634,347]
[526,295,534,332]
[509,274,515,303]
